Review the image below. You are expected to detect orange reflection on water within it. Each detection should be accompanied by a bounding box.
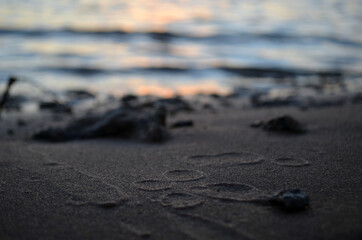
[106,78,230,98]
[176,82,230,96]
[0,0,214,32]
[127,0,212,26]
[136,85,174,98]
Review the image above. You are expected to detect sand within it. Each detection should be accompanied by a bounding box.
[1,104,362,239]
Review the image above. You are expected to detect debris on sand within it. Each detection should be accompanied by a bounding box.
[2,95,24,112]
[121,94,138,104]
[39,102,72,114]
[0,76,17,118]
[250,120,263,128]
[33,106,168,143]
[251,93,297,107]
[170,120,194,128]
[33,128,76,142]
[17,119,27,127]
[7,129,14,135]
[65,89,95,100]
[121,96,193,115]
[352,93,362,104]
[158,97,194,114]
[270,189,309,212]
[252,115,306,133]
[121,94,139,108]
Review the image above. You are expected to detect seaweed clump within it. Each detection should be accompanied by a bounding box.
[33,106,168,143]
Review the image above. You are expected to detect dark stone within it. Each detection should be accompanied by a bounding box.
[262,115,306,133]
[270,189,309,212]
[17,119,27,127]
[33,106,168,143]
[170,120,194,128]
[121,94,138,103]
[209,93,221,99]
[7,129,14,135]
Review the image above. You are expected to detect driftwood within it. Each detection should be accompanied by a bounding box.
[0,76,17,119]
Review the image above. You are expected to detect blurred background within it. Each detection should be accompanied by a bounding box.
[0,0,362,98]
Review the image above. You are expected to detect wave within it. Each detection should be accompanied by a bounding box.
[0,28,127,36]
[39,66,189,75]
[0,27,361,47]
[37,65,346,78]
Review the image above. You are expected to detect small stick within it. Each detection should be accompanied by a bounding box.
[19,76,62,105]
[0,76,17,119]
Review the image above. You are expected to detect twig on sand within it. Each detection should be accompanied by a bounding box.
[0,75,70,118]
[0,76,17,119]
[19,76,61,104]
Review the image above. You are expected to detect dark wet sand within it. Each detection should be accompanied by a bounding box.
[1,105,362,240]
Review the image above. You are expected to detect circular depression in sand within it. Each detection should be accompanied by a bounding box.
[273,157,310,167]
[163,169,205,182]
[160,192,204,209]
[191,182,264,202]
[133,180,173,191]
[186,152,264,167]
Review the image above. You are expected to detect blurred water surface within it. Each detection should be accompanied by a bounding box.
[0,0,362,97]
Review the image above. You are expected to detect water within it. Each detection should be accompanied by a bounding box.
[0,0,362,97]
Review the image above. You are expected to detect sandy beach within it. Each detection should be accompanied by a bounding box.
[1,103,362,240]
[1,0,362,239]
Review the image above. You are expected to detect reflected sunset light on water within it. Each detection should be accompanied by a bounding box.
[0,0,361,97]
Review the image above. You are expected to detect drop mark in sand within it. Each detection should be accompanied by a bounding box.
[25,175,42,182]
[0,162,11,168]
[160,192,204,209]
[133,180,173,191]
[187,152,264,167]
[57,169,128,207]
[97,201,121,208]
[43,162,60,166]
[191,182,266,202]
[308,149,326,155]
[67,196,125,208]
[273,157,310,167]
[163,169,205,182]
